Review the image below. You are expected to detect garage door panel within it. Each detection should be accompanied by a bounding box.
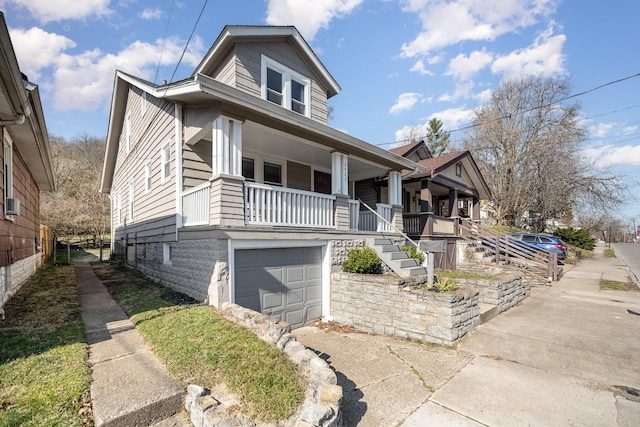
[234,246,323,329]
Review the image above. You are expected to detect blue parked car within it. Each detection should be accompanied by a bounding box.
[508,232,568,261]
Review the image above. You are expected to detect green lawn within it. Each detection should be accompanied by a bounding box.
[91,263,306,423]
[0,261,92,426]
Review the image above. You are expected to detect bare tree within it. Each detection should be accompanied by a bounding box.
[464,76,625,230]
[41,134,110,240]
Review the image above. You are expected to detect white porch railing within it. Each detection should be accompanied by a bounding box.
[376,203,392,232]
[244,182,335,228]
[182,182,210,226]
[348,199,360,230]
[358,211,376,231]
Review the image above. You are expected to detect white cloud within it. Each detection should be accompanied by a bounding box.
[140,7,164,20]
[4,0,112,23]
[474,88,492,103]
[390,92,422,115]
[410,59,433,75]
[9,27,76,81]
[584,145,640,168]
[400,0,557,58]
[393,106,474,142]
[266,0,363,41]
[447,49,493,81]
[491,24,566,79]
[11,26,204,111]
[589,122,616,138]
[624,125,638,135]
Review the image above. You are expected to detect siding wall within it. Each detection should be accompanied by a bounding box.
[355,178,378,209]
[440,163,474,188]
[210,42,330,124]
[287,160,311,191]
[110,86,176,237]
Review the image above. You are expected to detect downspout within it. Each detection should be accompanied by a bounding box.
[174,103,183,240]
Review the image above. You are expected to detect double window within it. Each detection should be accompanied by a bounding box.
[242,156,283,186]
[261,55,310,117]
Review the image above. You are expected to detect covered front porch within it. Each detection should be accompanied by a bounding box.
[178,115,411,232]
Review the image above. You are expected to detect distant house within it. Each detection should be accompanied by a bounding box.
[387,140,491,268]
[0,12,56,315]
[100,26,424,328]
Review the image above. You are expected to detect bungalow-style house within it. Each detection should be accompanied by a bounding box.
[0,12,56,315]
[100,25,426,328]
[386,140,491,268]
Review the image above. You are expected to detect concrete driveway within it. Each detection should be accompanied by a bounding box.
[294,245,640,426]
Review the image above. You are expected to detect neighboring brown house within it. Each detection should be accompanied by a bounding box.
[0,12,56,314]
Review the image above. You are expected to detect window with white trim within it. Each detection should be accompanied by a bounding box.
[263,162,282,186]
[144,161,152,193]
[128,180,135,222]
[163,243,172,264]
[115,191,121,227]
[3,129,13,218]
[242,157,255,181]
[261,55,310,117]
[161,142,171,182]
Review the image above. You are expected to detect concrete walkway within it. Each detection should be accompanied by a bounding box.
[75,257,188,426]
[294,244,640,426]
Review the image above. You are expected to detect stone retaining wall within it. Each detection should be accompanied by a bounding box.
[330,273,480,346]
[185,303,342,427]
[457,274,529,313]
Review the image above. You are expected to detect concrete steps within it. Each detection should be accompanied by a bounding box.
[367,238,427,277]
[479,303,499,324]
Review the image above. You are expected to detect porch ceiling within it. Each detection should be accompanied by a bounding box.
[242,121,390,181]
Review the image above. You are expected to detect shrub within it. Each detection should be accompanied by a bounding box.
[432,276,458,292]
[553,227,596,251]
[402,245,425,264]
[342,247,381,274]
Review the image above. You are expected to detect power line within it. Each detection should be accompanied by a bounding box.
[167,0,208,85]
[153,0,176,84]
[377,72,640,147]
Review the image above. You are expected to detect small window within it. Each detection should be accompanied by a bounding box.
[116,191,122,226]
[242,157,255,181]
[266,68,283,105]
[161,142,171,182]
[163,243,172,265]
[291,79,305,115]
[3,130,14,217]
[144,161,152,193]
[141,92,147,116]
[456,163,462,177]
[264,162,282,186]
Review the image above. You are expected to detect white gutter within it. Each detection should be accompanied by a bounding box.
[0,114,25,126]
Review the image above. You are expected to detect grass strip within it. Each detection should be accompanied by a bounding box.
[435,269,495,280]
[603,248,616,258]
[0,262,92,427]
[92,264,306,422]
[600,279,638,291]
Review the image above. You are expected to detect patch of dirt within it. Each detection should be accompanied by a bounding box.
[308,319,368,335]
[596,384,640,403]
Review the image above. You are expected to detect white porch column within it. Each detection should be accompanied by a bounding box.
[331,152,348,195]
[212,116,243,177]
[388,171,402,206]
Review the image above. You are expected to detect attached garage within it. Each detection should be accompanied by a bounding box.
[233,246,324,329]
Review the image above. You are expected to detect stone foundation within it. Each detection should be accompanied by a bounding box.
[457,274,529,313]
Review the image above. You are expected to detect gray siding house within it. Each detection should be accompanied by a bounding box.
[100,26,423,328]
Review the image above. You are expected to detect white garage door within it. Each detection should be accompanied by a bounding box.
[234,247,322,329]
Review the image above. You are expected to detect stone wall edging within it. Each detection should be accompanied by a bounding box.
[184,302,342,427]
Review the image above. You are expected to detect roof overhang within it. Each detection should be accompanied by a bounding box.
[0,12,55,191]
[100,70,425,193]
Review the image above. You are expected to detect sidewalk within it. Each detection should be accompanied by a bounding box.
[75,257,188,427]
[295,244,640,426]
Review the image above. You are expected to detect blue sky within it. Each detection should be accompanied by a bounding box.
[2,0,639,226]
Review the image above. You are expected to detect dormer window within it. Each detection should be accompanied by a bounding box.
[261,55,310,117]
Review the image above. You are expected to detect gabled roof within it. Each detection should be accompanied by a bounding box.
[393,140,491,200]
[389,140,431,159]
[0,12,55,191]
[193,25,341,99]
